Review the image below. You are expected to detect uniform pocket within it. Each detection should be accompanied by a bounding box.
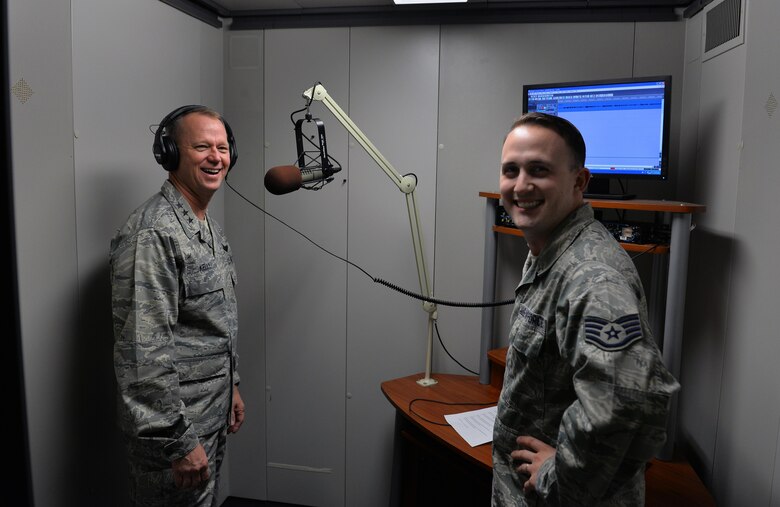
[508,304,546,359]
[500,304,548,427]
[176,353,230,435]
[176,353,229,384]
[183,259,225,298]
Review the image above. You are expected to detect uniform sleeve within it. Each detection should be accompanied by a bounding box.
[110,229,199,462]
[225,238,240,387]
[230,256,240,386]
[535,271,679,506]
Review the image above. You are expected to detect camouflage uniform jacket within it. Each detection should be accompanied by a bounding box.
[110,180,240,463]
[492,204,679,507]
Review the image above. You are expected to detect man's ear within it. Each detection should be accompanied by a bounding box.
[575,167,591,193]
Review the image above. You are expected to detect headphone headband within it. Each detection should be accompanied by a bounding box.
[152,105,238,172]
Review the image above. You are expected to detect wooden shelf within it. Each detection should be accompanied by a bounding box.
[493,225,670,254]
[481,192,706,256]
[479,192,707,214]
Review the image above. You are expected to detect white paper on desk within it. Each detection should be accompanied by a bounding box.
[444,405,497,447]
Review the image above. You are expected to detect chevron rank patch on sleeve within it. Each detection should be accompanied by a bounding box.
[583,314,643,351]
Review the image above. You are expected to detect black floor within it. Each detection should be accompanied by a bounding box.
[221,497,307,507]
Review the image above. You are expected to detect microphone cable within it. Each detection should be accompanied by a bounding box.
[286,80,319,123]
[435,321,478,375]
[225,180,514,309]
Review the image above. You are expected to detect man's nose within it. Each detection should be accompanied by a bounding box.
[514,171,532,192]
[206,147,221,162]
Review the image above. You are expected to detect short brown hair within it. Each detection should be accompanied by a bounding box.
[167,106,223,145]
[508,112,586,170]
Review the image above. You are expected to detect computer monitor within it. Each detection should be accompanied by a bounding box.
[523,75,672,199]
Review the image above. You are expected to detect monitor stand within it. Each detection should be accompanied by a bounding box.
[584,178,635,200]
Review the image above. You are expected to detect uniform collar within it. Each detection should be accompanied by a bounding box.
[517,203,595,289]
[161,180,204,240]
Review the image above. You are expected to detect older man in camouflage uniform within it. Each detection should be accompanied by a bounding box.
[111,106,244,506]
[492,112,679,506]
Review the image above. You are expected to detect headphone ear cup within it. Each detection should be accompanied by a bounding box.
[160,135,179,172]
[229,141,238,171]
[223,121,238,172]
[154,105,197,172]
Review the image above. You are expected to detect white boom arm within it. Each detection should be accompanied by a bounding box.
[303,83,438,386]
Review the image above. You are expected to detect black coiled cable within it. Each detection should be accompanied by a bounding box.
[226,180,514,309]
[373,277,513,308]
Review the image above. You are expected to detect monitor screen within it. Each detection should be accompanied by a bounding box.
[523,76,671,197]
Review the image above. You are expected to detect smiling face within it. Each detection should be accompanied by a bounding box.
[500,124,590,255]
[168,112,230,218]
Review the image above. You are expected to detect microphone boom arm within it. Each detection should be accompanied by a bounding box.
[303,84,438,386]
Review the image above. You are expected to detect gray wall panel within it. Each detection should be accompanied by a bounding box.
[263,27,350,507]
[9,1,77,504]
[345,25,441,507]
[677,11,724,488]
[73,0,212,241]
[677,14,703,201]
[711,0,780,504]
[678,27,746,499]
[224,29,267,500]
[677,2,780,505]
[633,21,686,200]
[202,20,228,227]
[774,421,780,507]
[691,47,745,235]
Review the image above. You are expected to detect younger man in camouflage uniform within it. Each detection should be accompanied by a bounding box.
[111,106,244,506]
[492,112,679,506]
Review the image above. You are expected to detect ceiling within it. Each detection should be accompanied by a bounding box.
[169,0,710,29]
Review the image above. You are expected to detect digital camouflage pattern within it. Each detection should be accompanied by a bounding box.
[492,204,679,507]
[110,180,239,467]
[126,427,226,506]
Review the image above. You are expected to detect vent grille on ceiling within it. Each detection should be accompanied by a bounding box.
[702,0,746,61]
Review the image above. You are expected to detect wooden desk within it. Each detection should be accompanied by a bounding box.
[382,373,497,506]
[382,373,499,470]
[382,372,716,507]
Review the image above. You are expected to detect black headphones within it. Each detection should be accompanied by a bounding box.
[152,105,238,172]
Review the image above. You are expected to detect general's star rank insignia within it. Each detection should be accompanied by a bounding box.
[583,314,643,351]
